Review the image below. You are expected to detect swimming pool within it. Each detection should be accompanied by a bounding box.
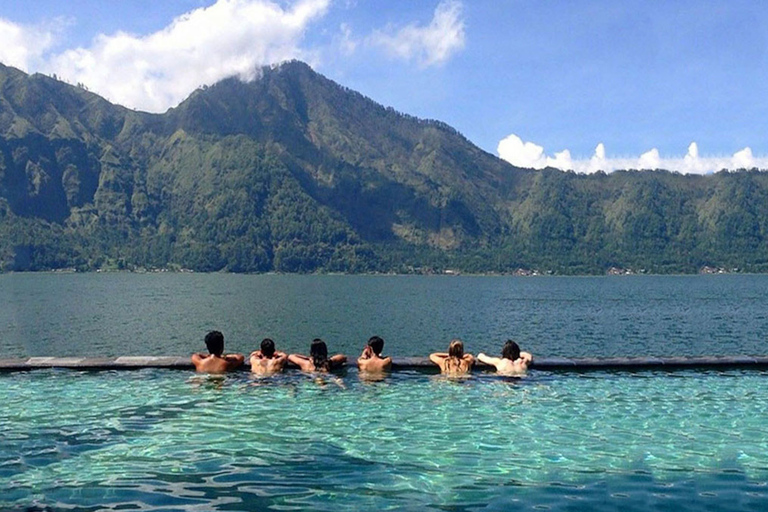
[3,368,768,511]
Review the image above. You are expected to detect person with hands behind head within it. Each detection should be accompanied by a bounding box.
[357,335,392,373]
[249,338,288,375]
[191,330,244,374]
[288,338,347,373]
[429,339,474,375]
[478,339,533,376]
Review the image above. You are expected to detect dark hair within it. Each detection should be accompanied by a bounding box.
[445,339,464,372]
[448,339,464,358]
[368,336,384,356]
[204,330,224,356]
[501,340,521,361]
[310,338,331,371]
[261,338,275,358]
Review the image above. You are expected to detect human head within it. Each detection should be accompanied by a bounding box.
[310,338,330,370]
[367,336,384,356]
[204,330,224,356]
[260,338,275,358]
[448,339,464,359]
[501,340,521,360]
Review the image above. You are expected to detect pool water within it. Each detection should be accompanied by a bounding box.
[3,368,768,511]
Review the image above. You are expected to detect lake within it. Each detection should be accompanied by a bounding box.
[0,272,766,359]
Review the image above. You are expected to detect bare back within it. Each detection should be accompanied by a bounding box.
[493,358,529,376]
[250,352,288,374]
[358,354,392,373]
[288,353,347,373]
[478,351,532,376]
[191,354,244,374]
[430,353,475,375]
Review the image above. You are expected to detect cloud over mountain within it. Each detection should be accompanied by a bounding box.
[368,0,465,67]
[0,0,467,114]
[498,134,768,174]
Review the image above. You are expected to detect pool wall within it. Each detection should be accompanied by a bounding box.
[2,355,768,371]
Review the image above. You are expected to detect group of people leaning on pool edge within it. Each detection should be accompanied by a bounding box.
[191,331,533,377]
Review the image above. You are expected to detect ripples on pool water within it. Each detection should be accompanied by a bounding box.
[3,368,768,511]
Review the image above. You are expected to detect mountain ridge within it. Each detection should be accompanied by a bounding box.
[1,60,768,274]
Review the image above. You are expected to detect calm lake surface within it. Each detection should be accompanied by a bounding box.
[1,272,767,358]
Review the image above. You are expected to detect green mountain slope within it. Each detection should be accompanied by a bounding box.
[1,60,767,274]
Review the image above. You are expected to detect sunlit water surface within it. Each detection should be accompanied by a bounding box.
[3,368,768,511]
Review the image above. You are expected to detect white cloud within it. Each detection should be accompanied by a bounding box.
[732,147,754,169]
[638,148,661,170]
[0,0,464,112]
[369,0,465,67]
[497,134,547,168]
[0,17,65,71]
[497,133,768,174]
[40,0,330,112]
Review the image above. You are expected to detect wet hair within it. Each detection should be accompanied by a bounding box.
[310,338,331,371]
[501,340,521,361]
[448,339,464,358]
[204,330,224,356]
[368,336,384,356]
[445,339,464,372]
[260,338,275,358]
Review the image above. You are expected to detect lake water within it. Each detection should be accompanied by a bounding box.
[0,273,767,358]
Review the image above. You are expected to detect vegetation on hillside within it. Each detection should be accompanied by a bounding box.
[1,61,767,274]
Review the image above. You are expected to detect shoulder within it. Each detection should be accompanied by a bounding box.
[225,353,244,369]
[191,353,208,369]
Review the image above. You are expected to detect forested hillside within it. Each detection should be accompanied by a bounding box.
[0,60,766,274]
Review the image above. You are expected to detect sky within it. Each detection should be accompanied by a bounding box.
[1,0,767,174]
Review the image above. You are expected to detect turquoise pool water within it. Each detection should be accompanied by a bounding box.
[3,368,768,511]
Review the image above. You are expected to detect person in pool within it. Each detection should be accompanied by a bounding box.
[357,335,392,373]
[477,340,533,376]
[429,339,475,375]
[249,338,288,374]
[191,330,244,374]
[288,338,347,372]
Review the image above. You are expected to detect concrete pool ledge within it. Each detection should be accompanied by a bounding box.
[2,355,768,372]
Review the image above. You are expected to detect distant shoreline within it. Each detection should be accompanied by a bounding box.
[0,266,750,277]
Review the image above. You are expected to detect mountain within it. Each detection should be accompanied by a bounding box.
[1,60,768,274]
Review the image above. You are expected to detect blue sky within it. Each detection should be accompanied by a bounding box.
[1,0,766,173]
